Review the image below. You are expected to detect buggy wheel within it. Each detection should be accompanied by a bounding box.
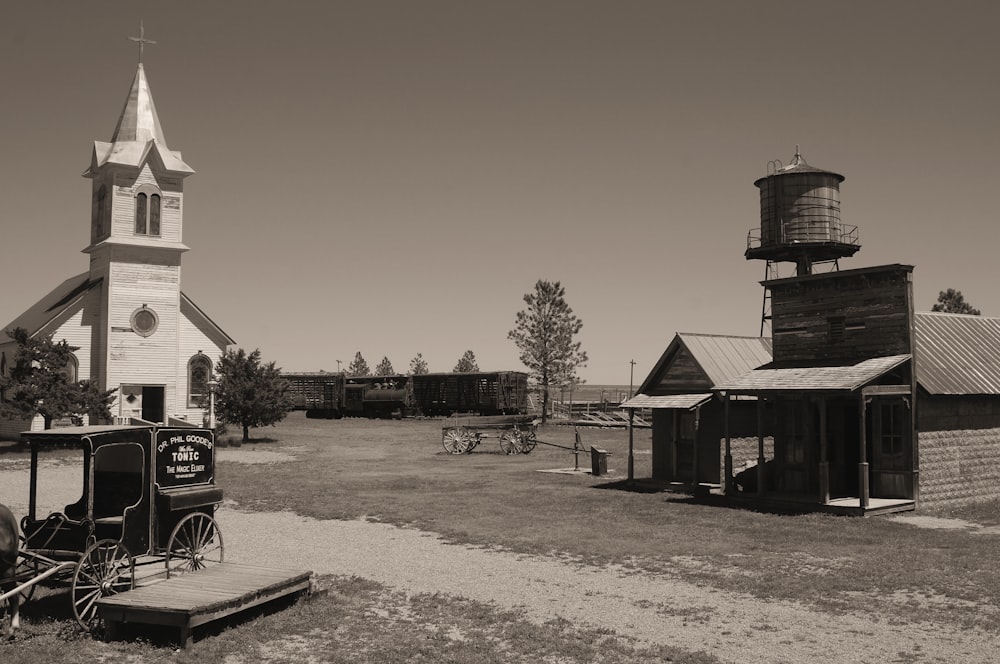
[165,512,225,578]
[518,429,537,454]
[442,428,471,454]
[71,539,135,630]
[499,430,522,455]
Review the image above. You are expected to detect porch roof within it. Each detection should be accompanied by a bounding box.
[620,393,713,410]
[713,354,911,394]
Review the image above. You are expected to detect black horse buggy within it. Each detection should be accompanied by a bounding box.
[1,425,224,629]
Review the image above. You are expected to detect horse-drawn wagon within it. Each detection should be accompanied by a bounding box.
[1,424,224,630]
[441,415,539,455]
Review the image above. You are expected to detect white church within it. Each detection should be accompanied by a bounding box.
[0,59,234,437]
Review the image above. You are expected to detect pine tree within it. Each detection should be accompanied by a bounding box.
[374,356,395,376]
[214,348,294,442]
[508,280,588,424]
[347,351,371,376]
[931,288,981,315]
[409,353,429,375]
[453,350,479,373]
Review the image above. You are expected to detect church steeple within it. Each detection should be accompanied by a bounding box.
[110,63,169,147]
[84,62,193,178]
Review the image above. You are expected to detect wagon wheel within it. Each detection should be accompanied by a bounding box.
[165,512,225,578]
[499,430,523,455]
[71,539,135,630]
[442,427,472,454]
[518,429,537,454]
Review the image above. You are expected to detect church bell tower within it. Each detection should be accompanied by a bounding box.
[81,41,196,422]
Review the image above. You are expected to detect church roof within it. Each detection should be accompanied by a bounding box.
[3,272,98,338]
[84,63,193,176]
[2,271,234,347]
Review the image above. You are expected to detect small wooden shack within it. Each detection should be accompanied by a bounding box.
[621,333,771,489]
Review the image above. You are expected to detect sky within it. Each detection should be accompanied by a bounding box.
[1,1,999,385]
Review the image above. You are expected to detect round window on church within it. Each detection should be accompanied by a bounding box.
[130,306,159,337]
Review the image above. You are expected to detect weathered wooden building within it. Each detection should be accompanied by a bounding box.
[624,151,1000,513]
[0,60,233,437]
[622,334,771,488]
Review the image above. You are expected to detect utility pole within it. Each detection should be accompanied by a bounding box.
[629,359,636,395]
[336,359,342,373]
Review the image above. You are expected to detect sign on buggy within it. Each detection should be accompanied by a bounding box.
[156,428,215,487]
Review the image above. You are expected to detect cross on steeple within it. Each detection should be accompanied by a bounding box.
[128,20,157,63]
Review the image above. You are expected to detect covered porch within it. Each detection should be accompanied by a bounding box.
[714,354,917,516]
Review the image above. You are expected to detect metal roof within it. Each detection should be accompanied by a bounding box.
[915,312,1000,394]
[620,393,713,410]
[679,333,773,386]
[714,355,911,394]
[2,273,96,337]
[84,63,193,176]
[635,333,772,395]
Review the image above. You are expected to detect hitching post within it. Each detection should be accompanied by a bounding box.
[208,378,219,430]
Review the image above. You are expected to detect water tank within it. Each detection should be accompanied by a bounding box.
[754,149,844,246]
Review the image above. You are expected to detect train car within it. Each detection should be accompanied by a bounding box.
[283,370,528,419]
[411,371,528,416]
[284,372,344,418]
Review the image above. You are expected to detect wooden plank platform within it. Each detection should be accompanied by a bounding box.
[95,562,312,647]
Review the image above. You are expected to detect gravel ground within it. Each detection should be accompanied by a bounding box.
[4,456,1000,663]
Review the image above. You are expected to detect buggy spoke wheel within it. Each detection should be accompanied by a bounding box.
[442,428,470,454]
[499,430,522,455]
[166,513,224,578]
[71,539,134,630]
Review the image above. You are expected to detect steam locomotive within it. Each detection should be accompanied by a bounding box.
[283,371,530,419]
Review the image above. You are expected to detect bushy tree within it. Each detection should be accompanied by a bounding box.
[409,353,429,375]
[374,356,395,376]
[508,280,588,424]
[214,348,294,442]
[931,288,980,315]
[0,327,116,428]
[347,351,371,376]
[453,350,479,373]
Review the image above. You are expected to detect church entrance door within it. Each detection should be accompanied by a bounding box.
[120,384,166,424]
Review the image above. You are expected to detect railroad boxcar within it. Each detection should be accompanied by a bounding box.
[411,371,528,416]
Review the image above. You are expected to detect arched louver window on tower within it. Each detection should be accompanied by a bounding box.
[135,193,147,234]
[134,187,162,237]
[149,194,161,235]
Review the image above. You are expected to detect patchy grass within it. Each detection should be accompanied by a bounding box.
[1,576,719,664]
[214,414,1000,632]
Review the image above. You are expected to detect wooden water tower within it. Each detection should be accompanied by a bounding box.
[746,148,861,334]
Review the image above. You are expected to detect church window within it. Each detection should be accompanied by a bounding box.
[149,194,161,235]
[135,193,147,234]
[61,354,79,383]
[93,185,109,242]
[134,186,162,236]
[130,306,159,337]
[188,355,213,407]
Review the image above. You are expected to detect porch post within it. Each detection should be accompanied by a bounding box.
[723,392,733,494]
[858,394,870,509]
[756,396,766,496]
[692,405,701,486]
[627,408,635,482]
[818,397,830,504]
